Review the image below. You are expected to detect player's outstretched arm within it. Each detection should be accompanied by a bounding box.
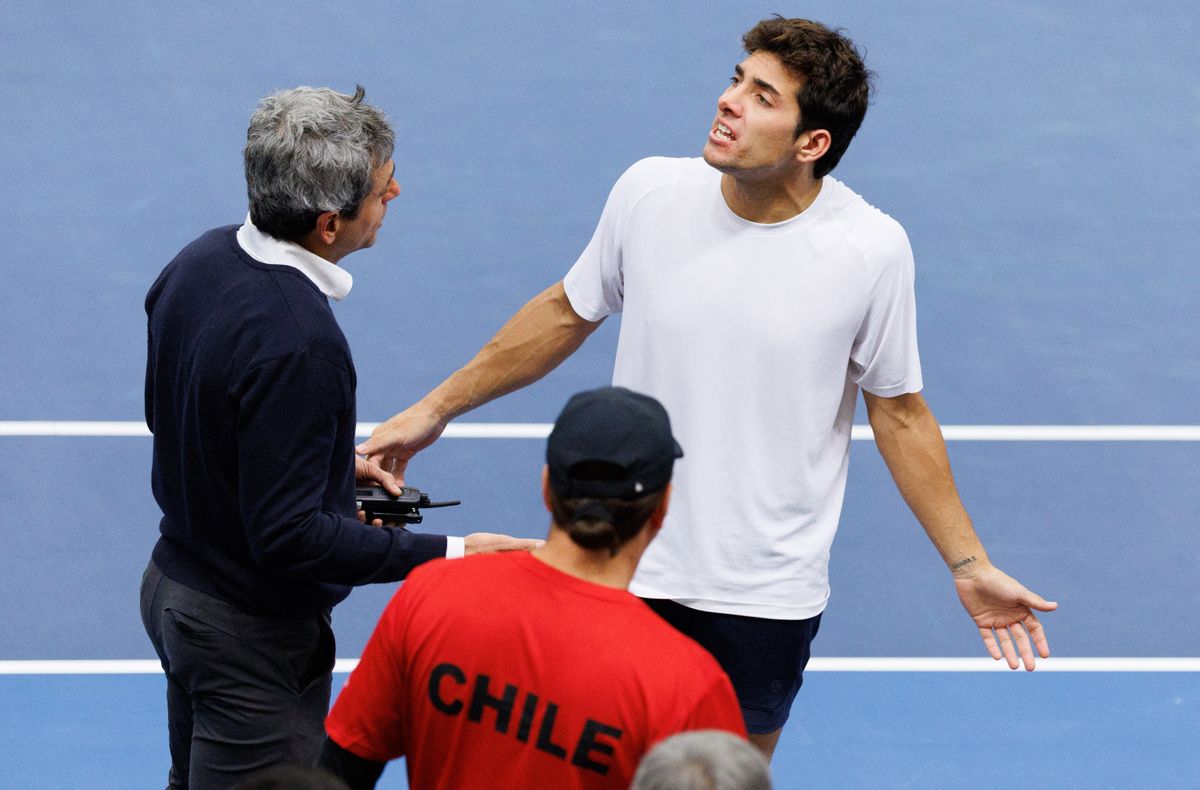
[863,390,1057,670]
[357,281,602,483]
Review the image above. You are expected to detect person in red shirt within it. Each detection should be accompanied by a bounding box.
[320,386,746,789]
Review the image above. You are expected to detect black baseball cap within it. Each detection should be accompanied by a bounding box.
[547,386,684,500]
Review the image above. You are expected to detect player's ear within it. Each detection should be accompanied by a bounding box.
[794,128,831,166]
[541,466,553,512]
[647,483,671,536]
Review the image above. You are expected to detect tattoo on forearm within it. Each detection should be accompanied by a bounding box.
[951,556,977,571]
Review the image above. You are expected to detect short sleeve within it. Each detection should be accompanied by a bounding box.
[562,160,663,320]
[848,219,923,396]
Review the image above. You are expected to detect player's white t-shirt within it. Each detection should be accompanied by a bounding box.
[564,157,923,619]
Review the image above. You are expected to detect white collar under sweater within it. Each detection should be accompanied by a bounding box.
[236,214,353,301]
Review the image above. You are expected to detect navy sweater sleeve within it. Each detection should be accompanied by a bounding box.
[235,349,443,585]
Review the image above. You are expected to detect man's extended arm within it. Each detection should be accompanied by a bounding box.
[353,456,541,555]
[863,390,1057,670]
[358,281,601,481]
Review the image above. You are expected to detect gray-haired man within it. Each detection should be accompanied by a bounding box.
[141,86,536,789]
[632,730,773,790]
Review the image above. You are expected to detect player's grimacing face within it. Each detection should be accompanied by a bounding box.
[702,50,806,176]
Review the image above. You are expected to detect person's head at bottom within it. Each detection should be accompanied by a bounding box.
[631,730,773,790]
[541,386,684,573]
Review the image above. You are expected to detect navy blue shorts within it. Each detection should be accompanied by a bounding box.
[643,598,821,734]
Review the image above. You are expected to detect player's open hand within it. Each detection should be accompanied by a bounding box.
[953,565,1057,671]
[463,533,544,555]
[356,405,447,486]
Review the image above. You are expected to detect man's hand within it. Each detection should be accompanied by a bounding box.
[464,533,544,555]
[953,565,1057,671]
[355,455,402,492]
[356,405,447,487]
[354,455,402,526]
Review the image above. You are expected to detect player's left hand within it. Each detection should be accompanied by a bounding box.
[953,565,1057,671]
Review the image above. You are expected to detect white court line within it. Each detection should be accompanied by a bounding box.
[2,658,1198,675]
[0,421,153,436]
[2,422,1200,441]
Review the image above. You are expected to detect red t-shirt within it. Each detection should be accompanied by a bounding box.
[326,551,746,789]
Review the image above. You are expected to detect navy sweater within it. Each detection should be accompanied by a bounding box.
[145,226,446,616]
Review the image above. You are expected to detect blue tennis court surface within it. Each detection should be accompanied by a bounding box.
[3,672,1196,789]
[2,1,1197,787]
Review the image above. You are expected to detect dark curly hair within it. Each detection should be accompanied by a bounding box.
[742,17,874,178]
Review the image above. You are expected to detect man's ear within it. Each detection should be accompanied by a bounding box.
[794,128,832,167]
[313,210,341,245]
[541,466,553,513]
[646,483,672,538]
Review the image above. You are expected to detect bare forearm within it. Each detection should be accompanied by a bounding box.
[357,282,601,472]
[865,391,989,576]
[864,396,1056,670]
[421,281,601,422]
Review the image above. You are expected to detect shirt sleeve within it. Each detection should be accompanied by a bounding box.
[316,738,386,790]
[848,219,924,397]
[445,536,466,559]
[325,582,413,762]
[562,161,656,320]
[236,350,447,584]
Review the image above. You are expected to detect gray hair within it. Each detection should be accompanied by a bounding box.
[632,731,773,790]
[244,85,395,241]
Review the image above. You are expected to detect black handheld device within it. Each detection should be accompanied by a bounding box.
[355,486,461,525]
